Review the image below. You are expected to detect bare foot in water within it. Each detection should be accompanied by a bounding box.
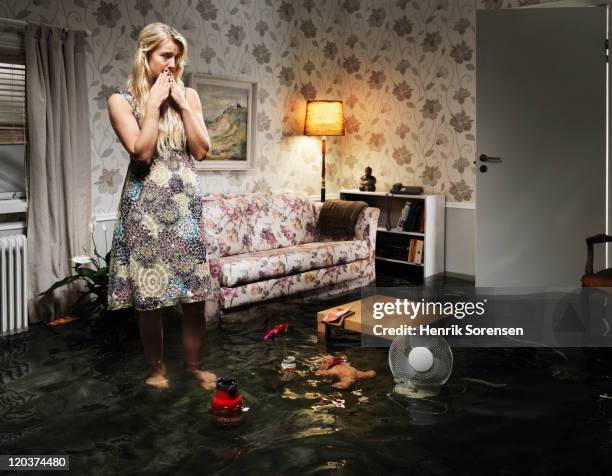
[145,371,169,390]
[192,370,217,391]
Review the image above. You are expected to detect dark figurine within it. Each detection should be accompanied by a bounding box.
[359,166,377,192]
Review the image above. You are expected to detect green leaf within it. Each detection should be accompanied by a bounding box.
[89,269,108,285]
[39,275,82,296]
[75,267,96,278]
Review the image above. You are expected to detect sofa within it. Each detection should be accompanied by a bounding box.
[201,192,380,319]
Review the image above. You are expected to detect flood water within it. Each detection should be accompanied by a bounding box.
[1,282,611,475]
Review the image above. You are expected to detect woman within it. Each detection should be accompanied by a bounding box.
[106,23,217,391]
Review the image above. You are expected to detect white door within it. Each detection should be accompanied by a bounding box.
[476,7,606,287]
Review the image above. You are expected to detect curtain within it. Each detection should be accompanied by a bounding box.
[25,24,91,323]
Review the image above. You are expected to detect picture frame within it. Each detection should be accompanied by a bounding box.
[187,73,257,170]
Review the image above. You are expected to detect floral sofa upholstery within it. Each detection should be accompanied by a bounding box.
[201,192,379,319]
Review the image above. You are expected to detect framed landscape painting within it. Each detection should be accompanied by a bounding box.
[188,73,256,170]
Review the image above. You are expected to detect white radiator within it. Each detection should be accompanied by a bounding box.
[0,234,28,336]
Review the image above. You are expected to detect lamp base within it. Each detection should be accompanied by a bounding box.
[320,139,326,202]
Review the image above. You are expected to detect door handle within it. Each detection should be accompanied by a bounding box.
[480,154,502,163]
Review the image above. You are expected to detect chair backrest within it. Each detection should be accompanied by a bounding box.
[582,233,612,287]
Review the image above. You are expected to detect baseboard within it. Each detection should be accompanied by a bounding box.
[446,201,475,210]
[95,213,117,222]
[444,271,476,282]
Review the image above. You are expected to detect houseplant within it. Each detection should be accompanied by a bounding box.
[40,223,110,317]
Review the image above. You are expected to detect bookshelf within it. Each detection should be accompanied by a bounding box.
[339,189,445,279]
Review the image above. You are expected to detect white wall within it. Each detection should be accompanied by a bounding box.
[445,206,475,278]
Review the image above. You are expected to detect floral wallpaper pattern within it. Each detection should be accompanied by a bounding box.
[291,0,544,202]
[0,0,545,215]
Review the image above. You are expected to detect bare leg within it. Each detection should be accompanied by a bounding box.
[181,301,216,390]
[137,308,169,389]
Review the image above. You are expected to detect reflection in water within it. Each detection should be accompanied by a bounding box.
[310,395,346,411]
[505,336,568,360]
[0,293,610,474]
[387,392,449,420]
[462,377,506,388]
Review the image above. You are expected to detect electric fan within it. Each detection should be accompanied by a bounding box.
[388,334,453,398]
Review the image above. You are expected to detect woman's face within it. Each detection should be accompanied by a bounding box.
[148,37,182,79]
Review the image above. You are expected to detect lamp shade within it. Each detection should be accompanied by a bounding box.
[304,100,345,136]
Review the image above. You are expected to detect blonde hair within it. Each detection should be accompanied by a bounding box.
[127,23,189,156]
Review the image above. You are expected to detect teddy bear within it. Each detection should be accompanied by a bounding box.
[315,355,376,389]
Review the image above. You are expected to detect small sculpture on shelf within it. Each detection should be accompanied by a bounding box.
[359,166,376,192]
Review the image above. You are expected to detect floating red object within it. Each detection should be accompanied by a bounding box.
[209,377,244,428]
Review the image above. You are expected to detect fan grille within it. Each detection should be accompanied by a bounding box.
[388,335,453,386]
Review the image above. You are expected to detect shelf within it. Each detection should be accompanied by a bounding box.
[340,189,388,197]
[388,194,425,200]
[340,189,426,200]
[341,190,445,278]
[376,256,424,266]
[377,226,424,237]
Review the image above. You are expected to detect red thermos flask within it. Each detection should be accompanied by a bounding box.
[209,377,244,428]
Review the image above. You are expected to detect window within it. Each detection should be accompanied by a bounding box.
[0,46,25,145]
[0,25,26,207]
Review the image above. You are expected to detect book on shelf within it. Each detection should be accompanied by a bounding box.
[415,239,424,264]
[402,205,415,231]
[396,202,411,229]
[403,202,423,232]
[417,207,425,233]
[407,239,424,264]
[407,239,415,262]
[414,204,424,231]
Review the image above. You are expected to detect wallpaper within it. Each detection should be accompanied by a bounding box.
[0,0,545,217]
[310,0,480,201]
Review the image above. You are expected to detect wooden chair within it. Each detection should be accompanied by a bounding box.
[580,234,612,340]
[581,234,612,287]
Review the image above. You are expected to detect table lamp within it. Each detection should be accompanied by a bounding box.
[304,100,345,202]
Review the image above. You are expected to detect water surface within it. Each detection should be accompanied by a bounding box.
[1,280,611,475]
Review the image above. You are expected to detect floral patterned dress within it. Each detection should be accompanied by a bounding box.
[106,90,216,311]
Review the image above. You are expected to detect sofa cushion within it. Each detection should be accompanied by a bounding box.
[220,258,374,309]
[246,193,318,253]
[202,194,251,257]
[219,239,370,287]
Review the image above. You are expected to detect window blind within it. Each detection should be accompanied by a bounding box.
[0,44,25,145]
